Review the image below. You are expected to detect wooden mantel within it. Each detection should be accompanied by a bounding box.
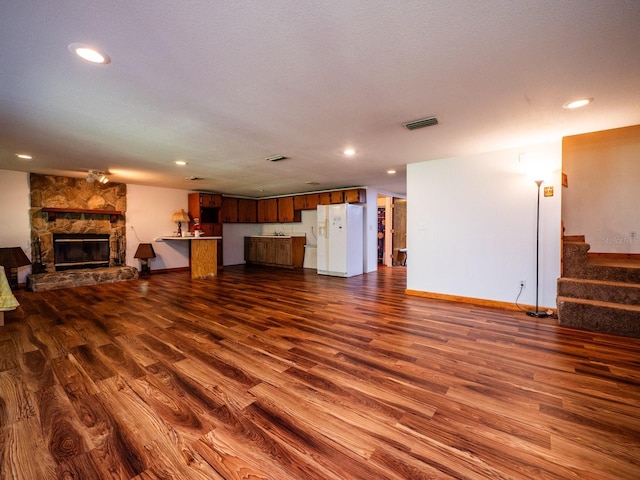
[42,207,123,223]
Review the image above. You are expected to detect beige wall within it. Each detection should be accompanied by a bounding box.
[562,124,640,254]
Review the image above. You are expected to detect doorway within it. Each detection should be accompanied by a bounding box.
[377,195,407,267]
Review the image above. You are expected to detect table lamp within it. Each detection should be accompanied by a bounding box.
[171,209,190,237]
[0,247,31,289]
[134,243,156,275]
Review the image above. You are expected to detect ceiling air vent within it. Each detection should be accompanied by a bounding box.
[266,154,288,162]
[403,116,438,131]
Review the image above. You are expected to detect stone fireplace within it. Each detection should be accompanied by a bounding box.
[30,174,127,272]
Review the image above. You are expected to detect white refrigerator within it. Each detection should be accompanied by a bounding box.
[317,203,363,277]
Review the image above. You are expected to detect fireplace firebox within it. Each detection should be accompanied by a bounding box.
[53,233,110,271]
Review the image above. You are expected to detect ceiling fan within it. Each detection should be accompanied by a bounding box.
[85,169,110,184]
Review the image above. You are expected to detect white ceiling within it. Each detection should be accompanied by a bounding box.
[1,1,639,197]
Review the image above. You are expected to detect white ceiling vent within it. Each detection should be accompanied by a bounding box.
[403,116,439,131]
[266,154,288,162]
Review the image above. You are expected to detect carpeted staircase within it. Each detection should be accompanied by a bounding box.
[557,238,640,338]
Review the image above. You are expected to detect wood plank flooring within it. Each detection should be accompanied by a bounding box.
[1,265,640,479]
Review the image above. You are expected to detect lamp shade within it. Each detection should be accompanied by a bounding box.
[134,243,156,259]
[0,247,31,268]
[171,209,190,223]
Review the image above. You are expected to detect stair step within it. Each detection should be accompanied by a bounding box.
[557,296,640,338]
[563,235,586,242]
[557,277,640,305]
[586,259,640,284]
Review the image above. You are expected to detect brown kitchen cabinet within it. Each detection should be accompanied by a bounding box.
[277,196,301,223]
[317,192,331,205]
[221,196,239,223]
[329,190,344,204]
[257,198,278,223]
[238,198,257,223]
[304,193,320,210]
[244,236,305,268]
[344,188,366,203]
[200,193,222,207]
[293,195,306,211]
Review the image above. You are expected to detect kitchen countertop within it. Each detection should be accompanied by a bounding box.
[247,235,305,238]
[156,236,222,241]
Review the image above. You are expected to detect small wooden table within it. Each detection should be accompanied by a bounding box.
[158,236,222,279]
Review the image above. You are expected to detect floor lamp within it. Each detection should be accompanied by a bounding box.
[526,179,550,318]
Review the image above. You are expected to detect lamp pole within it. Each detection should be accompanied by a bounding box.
[527,180,549,318]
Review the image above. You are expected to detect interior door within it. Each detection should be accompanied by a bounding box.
[392,198,407,265]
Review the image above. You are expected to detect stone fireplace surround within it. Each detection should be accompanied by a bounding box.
[27,174,139,292]
[29,173,127,272]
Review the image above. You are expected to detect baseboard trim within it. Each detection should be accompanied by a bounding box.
[405,289,557,314]
[150,266,191,274]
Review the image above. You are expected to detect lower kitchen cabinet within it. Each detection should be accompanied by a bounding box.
[244,236,306,268]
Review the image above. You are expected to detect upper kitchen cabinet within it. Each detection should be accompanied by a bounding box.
[293,195,306,211]
[222,196,257,223]
[221,196,239,223]
[329,190,344,204]
[277,196,301,223]
[199,193,222,208]
[238,198,257,223]
[344,188,366,203]
[317,192,331,205]
[257,198,278,223]
[304,193,320,210]
[218,188,365,224]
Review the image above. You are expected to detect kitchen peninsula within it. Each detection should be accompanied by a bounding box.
[158,236,222,278]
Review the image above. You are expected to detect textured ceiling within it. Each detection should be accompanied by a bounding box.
[1,1,639,197]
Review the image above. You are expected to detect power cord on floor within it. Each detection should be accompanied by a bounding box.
[514,284,526,312]
[515,284,559,319]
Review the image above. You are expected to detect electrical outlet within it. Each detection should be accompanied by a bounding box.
[520,280,526,288]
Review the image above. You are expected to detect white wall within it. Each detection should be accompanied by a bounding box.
[407,141,562,309]
[362,187,379,273]
[126,184,190,270]
[562,125,640,253]
[0,170,31,284]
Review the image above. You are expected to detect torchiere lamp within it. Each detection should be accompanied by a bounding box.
[134,243,156,276]
[0,247,31,289]
[171,209,190,237]
[526,179,550,318]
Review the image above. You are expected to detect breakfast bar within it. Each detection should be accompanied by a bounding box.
[158,236,222,279]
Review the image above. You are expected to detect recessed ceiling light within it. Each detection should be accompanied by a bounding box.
[563,98,593,109]
[68,43,111,64]
[305,181,320,185]
[16,153,33,160]
[175,160,187,166]
[387,169,396,175]
[343,148,356,156]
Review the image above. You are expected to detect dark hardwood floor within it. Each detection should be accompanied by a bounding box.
[1,265,639,479]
